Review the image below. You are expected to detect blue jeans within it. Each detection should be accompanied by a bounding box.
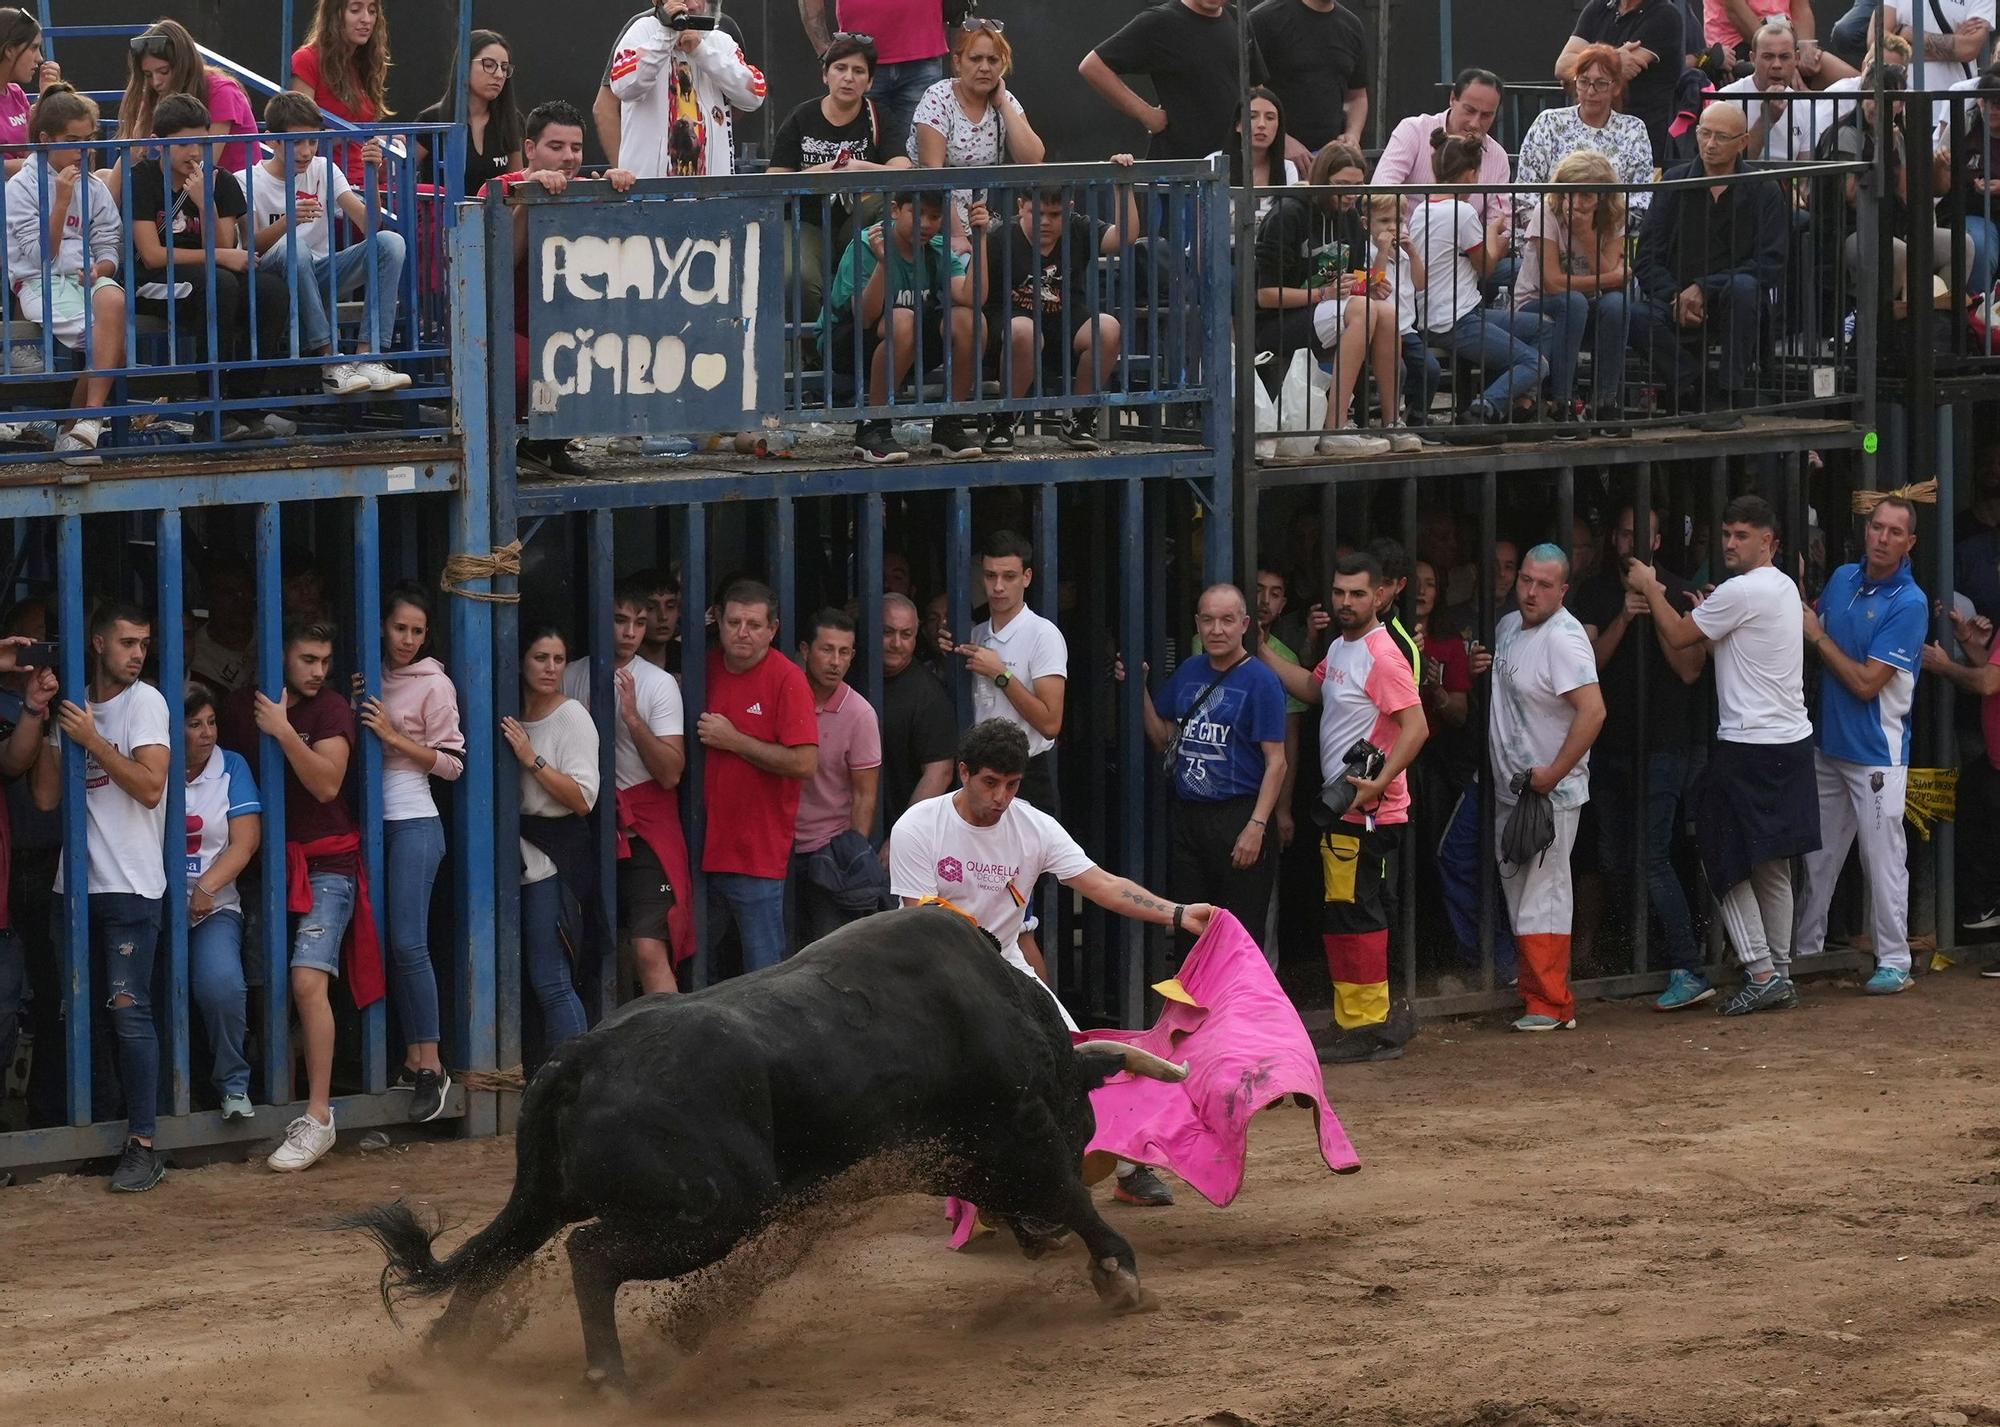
[1437,785,1517,981]
[385,816,444,1047]
[1437,307,1547,410]
[1591,748,1700,972]
[257,228,407,353]
[0,927,22,1095]
[1630,271,1763,399]
[1966,215,1998,299]
[520,876,587,1047]
[1521,288,1629,406]
[1400,329,1441,421]
[1829,0,1878,61]
[55,893,164,1139]
[707,872,789,974]
[868,56,945,159]
[291,872,356,976]
[190,908,250,1099]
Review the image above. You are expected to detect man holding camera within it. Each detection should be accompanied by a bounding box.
[1262,552,1429,1064]
[607,0,767,178]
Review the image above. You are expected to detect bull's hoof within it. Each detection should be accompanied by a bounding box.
[1089,1256,1158,1314]
[583,1365,633,1401]
[1011,1215,1074,1260]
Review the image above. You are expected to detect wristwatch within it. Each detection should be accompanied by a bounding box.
[993,671,1012,689]
[532,755,548,771]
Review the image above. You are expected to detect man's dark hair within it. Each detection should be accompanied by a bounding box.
[612,576,656,612]
[263,90,322,132]
[958,717,1029,778]
[629,566,679,598]
[803,606,857,644]
[3,596,49,638]
[821,33,878,73]
[1977,62,2000,97]
[1366,537,1410,583]
[283,616,338,650]
[1452,66,1503,97]
[1864,63,1908,90]
[1722,494,1778,532]
[91,600,151,640]
[982,528,1034,568]
[1018,184,1070,208]
[525,98,587,144]
[1333,551,1384,586]
[720,578,778,621]
[890,189,947,212]
[153,92,210,138]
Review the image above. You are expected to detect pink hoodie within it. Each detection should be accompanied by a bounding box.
[380,656,465,819]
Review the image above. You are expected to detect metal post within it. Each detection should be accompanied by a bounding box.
[157,510,190,1117]
[770,496,797,641]
[56,515,89,1126]
[354,498,387,1093]
[947,489,973,726]
[1033,485,1062,995]
[1935,403,1958,950]
[1630,465,1652,976]
[1476,467,1497,993]
[587,509,619,1018]
[254,504,290,1103]
[679,505,711,988]
[858,493,886,830]
[1118,477,1147,1027]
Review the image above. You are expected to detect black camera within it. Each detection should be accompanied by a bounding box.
[1314,739,1386,827]
[657,4,720,30]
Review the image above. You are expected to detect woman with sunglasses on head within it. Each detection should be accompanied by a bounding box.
[768,33,911,318]
[290,0,393,186]
[416,29,523,199]
[109,18,258,182]
[0,7,58,177]
[908,18,1045,252]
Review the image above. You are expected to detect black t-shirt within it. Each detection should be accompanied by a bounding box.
[128,158,246,258]
[1247,0,1371,151]
[770,96,889,226]
[1093,0,1267,161]
[983,212,1101,329]
[1253,192,1365,290]
[1571,0,1687,163]
[880,661,956,829]
[1572,566,1699,752]
[416,100,519,200]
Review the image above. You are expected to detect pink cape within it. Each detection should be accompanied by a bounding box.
[946,910,1360,1247]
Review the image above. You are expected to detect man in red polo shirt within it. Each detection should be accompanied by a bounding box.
[697,579,818,973]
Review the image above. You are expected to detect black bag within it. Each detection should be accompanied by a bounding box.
[1499,771,1556,866]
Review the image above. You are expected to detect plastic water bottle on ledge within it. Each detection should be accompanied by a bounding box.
[607,435,695,458]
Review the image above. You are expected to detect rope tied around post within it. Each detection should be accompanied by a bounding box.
[1851,478,1940,515]
[439,540,523,603]
[457,1066,529,1094]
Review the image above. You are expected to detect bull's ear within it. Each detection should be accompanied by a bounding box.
[1074,1051,1128,1096]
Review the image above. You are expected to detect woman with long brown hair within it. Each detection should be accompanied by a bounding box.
[290,0,392,183]
[111,18,258,175]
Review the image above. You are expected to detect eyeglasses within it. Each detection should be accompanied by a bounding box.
[129,33,173,61]
[831,31,875,47]
[476,56,515,77]
[961,16,1006,33]
[1574,76,1614,93]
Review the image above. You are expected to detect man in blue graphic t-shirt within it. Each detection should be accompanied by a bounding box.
[1796,495,1928,995]
[1125,583,1288,958]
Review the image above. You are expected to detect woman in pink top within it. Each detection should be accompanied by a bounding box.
[111,20,259,176]
[0,8,58,176]
[291,0,392,185]
[356,583,465,1125]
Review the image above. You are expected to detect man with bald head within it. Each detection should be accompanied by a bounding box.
[878,592,956,862]
[1127,584,1290,958]
[1630,99,1787,430]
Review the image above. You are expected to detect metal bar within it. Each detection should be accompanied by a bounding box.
[354,498,387,1093]
[56,514,89,1127]
[679,505,711,988]
[587,509,618,1019]
[157,510,190,1117]
[858,494,885,841]
[1033,484,1062,994]
[948,489,973,726]
[1934,403,1958,947]
[254,504,290,1103]
[1476,466,1497,994]
[1118,477,1147,1027]
[771,496,797,642]
[1630,464,1652,977]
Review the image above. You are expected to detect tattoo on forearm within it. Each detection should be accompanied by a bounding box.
[1118,887,1169,915]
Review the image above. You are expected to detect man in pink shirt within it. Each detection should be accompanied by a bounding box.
[1373,67,1514,221]
[798,0,948,158]
[791,608,885,946]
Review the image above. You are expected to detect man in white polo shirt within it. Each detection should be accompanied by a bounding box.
[938,528,1068,812]
[1716,19,1830,160]
[1626,493,1821,1016]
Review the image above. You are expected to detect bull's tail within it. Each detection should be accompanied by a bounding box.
[344,1053,582,1322]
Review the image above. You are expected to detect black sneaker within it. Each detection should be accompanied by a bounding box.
[518,437,590,478]
[1441,404,1503,446]
[1314,1024,1404,1063]
[1056,411,1101,450]
[1112,1166,1174,1206]
[1591,403,1633,438]
[109,1137,166,1193]
[929,416,983,459]
[984,412,1019,453]
[408,1068,451,1124]
[1691,409,1745,433]
[852,420,907,465]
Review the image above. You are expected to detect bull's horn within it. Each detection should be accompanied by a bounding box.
[1072,1041,1190,1082]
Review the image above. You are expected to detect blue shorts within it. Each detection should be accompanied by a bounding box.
[291,871,357,976]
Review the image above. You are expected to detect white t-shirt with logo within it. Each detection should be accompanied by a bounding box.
[888,792,1095,978]
[1715,75,1828,162]
[967,606,1068,758]
[246,154,352,262]
[53,679,172,898]
[563,655,684,792]
[185,747,261,911]
[1489,608,1600,809]
[1690,563,1813,744]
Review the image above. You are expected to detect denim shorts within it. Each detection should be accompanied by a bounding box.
[292,871,357,976]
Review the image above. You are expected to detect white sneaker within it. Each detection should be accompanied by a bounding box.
[268,1109,336,1172]
[55,418,102,467]
[1316,430,1391,457]
[1385,427,1424,453]
[321,362,371,396]
[354,360,412,392]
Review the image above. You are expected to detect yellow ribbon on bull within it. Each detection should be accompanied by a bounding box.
[1904,767,1957,842]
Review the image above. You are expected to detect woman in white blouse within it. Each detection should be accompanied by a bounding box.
[1514,43,1655,229]
[908,19,1046,250]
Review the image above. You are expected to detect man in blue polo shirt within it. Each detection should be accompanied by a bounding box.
[1795,495,1928,994]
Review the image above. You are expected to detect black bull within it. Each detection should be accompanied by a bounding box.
[350,906,1191,1384]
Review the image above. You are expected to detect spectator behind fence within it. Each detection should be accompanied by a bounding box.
[291,0,393,186]
[607,0,767,178]
[1081,0,1268,162]
[1373,68,1512,221]
[1903,0,1989,129]
[222,617,378,1174]
[1483,545,1606,1033]
[30,603,171,1192]
[1517,43,1655,226]
[980,169,1141,455]
[1794,498,1927,994]
[698,579,818,974]
[791,609,885,946]
[878,592,955,853]
[563,577,691,996]
[180,682,259,1122]
[3,602,63,1131]
[1707,0,1854,82]
[908,20,1045,254]
[357,585,464,1120]
[1559,0,1689,163]
[633,567,683,673]
[1415,130,1550,433]
[1573,506,1709,1011]
[112,18,259,180]
[1512,150,1633,434]
[1630,102,1784,428]
[826,189,989,465]
[592,0,746,169]
[3,86,126,467]
[1250,141,1368,397]
[0,639,52,1139]
[416,28,523,200]
[1234,87,1301,223]
[1934,64,2000,301]
[799,0,950,160]
[1309,191,1427,457]
[1717,19,1831,160]
[0,7,57,177]
[1922,607,2000,942]
[189,557,254,694]
[502,626,597,1054]
[248,91,413,397]
[1248,0,1371,152]
[767,35,910,322]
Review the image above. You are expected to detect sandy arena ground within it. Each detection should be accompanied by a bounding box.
[4,979,2000,1427]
